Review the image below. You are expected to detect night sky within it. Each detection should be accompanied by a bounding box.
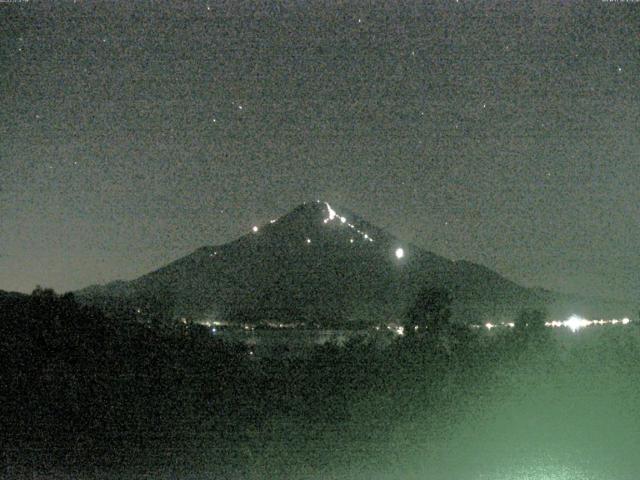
[1,1,638,301]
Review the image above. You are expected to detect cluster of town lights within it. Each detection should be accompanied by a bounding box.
[196,316,631,341]
[482,315,630,332]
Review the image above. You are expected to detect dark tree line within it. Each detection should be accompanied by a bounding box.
[405,286,453,336]
[0,288,253,474]
[0,285,551,477]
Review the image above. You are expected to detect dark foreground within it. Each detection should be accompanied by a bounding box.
[2,291,639,479]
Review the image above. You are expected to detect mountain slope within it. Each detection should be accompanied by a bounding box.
[76,201,551,325]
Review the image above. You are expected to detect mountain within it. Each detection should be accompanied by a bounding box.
[75,201,558,326]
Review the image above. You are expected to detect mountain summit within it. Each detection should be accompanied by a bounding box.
[77,201,551,325]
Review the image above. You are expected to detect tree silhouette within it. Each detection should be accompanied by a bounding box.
[405,286,452,336]
[514,308,547,335]
[32,285,57,298]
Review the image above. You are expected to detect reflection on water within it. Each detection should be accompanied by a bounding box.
[213,328,394,357]
[234,324,640,480]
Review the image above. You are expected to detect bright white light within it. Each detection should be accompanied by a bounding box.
[350,239,354,243]
[270,219,276,224]
[252,226,259,232]
[325,202,336,220]
[306,238,311,244]
[622,317,630,325]
[485,322,494,330]
[320,202,373,242]
[564,314,590,332]
[395,248,404,259]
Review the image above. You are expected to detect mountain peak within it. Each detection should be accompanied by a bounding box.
[272,200,344,223]
[76,201,557,325]
[244,200,383,249]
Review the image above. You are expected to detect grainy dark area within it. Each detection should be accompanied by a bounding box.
[2,289,640,479]
[1,2,639,479]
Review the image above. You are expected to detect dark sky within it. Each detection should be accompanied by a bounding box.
[1,1,638,300]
